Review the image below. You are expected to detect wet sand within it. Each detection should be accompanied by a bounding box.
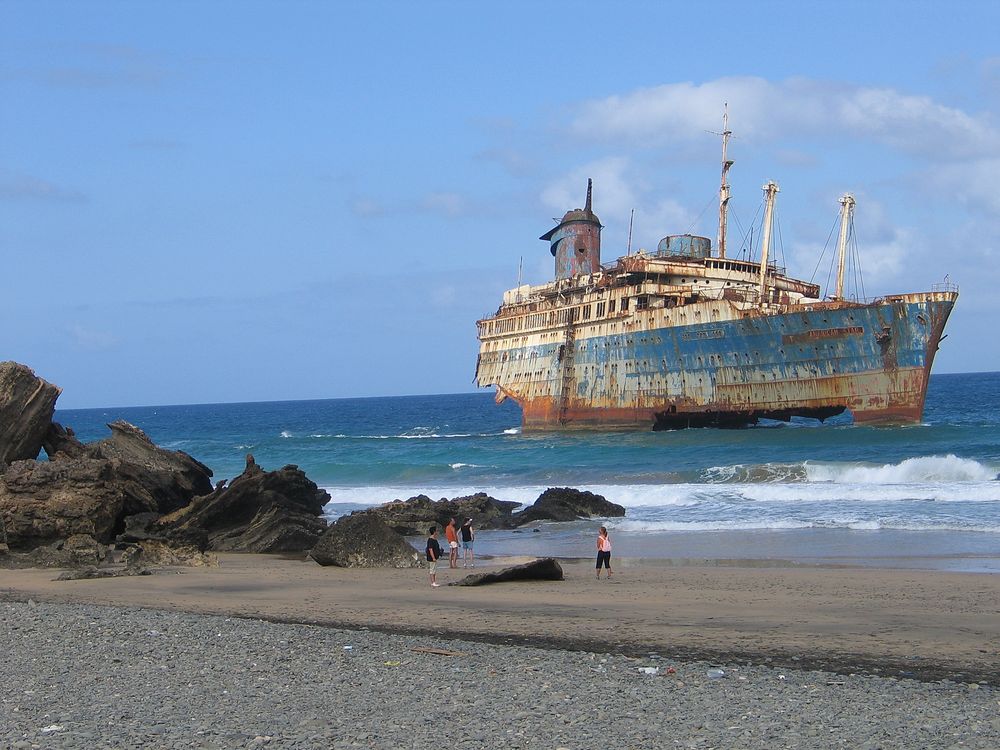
[1,554,997,685]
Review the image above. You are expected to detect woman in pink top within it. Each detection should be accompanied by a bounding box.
[596,526,613,579]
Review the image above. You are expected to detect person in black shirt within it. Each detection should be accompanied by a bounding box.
[460,518,475,568]
[425,526,442,588]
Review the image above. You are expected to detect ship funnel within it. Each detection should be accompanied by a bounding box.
[540,179,603,281]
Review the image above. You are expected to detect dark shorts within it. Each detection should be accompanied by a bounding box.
[596,550,611,569]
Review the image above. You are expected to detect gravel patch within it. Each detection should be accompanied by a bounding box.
[1,601,997,749]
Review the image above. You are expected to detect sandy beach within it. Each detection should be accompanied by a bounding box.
[2,554,997,685]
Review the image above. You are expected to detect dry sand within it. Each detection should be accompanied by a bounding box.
[2,554,997,685]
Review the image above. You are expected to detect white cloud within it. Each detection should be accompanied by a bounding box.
[67,324,118,352]
[570,77,1000,160]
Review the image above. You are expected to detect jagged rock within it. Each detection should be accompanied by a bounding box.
[372,492,520,535]
[115,512,165,545]
[157,456,329,553]
[120,540,218,568]
[0,362,61,468]
[0,459,131,548]
[0,533,107,569]
[310,511,421,568]
[79,420,214,514]
[42,422,88,460]
[513,487,625,526]
[450,557,564,586]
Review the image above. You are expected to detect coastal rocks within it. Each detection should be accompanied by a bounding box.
[310,511,421,568]
[513,487,625,526]
[120,540,218,568]
[450,557,564,586]
[73,420,215,515]
[0,533,108,569]
[0,361,61,468]
[373,492,520,535]
[0,458,132,549]
[157,456,329,553]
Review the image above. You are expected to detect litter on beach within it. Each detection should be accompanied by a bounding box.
[410,646,468,657]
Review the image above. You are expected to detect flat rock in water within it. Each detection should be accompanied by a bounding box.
[450,557,564,586]
[513,487,625,526]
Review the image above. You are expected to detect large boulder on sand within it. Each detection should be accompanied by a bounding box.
[157,455,329,553]
[450,557,564,586]
[513,487,625,526]
[0,362,61,468]
[372,492,520,535]
[310,511,421,568]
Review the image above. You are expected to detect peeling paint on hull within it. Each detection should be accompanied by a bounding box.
[478,292,956,431]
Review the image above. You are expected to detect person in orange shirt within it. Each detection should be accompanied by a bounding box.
[596,526,613,579]
[445,518,460,569]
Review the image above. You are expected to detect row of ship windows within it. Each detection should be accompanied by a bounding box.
[480,342,846,367]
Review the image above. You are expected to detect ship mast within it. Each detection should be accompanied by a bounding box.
[833,193,855,300]
[758,180,779,307]
[717,106,733,259]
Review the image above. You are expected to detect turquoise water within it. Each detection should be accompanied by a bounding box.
[55,372,1000,571]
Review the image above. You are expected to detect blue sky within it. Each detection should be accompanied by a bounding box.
[2,0,999,409]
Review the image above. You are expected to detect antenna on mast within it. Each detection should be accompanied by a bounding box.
[626,208,635,255]
[717,104,734,259]
[516,256,523,302]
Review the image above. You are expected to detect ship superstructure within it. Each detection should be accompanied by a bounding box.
[475,122,957,430]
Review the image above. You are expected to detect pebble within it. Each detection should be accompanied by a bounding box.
[1,601,997,749]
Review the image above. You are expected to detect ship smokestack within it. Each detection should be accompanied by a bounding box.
[540,179,603,281]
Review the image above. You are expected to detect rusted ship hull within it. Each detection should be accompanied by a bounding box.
[478,292,956,431]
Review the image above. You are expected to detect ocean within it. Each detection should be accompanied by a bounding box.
[54,372,1000,572]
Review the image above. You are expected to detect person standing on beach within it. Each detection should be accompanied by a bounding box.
[426,526,442,587]
[460,518,475,568]
[596,526,613,579]
[445,518,459,569]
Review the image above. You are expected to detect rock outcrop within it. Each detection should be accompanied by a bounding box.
[513,487,625,526]
[157,456,329,553]
[372,492,520,535]
[0,419,216,553]
[450,557,564,586]
[310,511,421,568]
[0,533,107,569]
[0,362,61,468]
[0,458,134,549]
[74,420,214,515]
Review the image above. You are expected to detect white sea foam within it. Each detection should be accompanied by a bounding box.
[279,430,292,438]
[613,517,1000,534]
[449,463,478,470]
[805,454,997,484]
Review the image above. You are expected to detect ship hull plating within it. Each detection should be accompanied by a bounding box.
[479,293,956,431]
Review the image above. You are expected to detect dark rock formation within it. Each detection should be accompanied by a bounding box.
[310,511,421,568]
[372,492,520,535]
[41,422,88,460]
[157,456,329,553]
[0,458,133,549]
[450,557,564,586]
[78,420,214,515]
[0,362,61,468]
[513,487,625,526]
[0,533,107,569]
